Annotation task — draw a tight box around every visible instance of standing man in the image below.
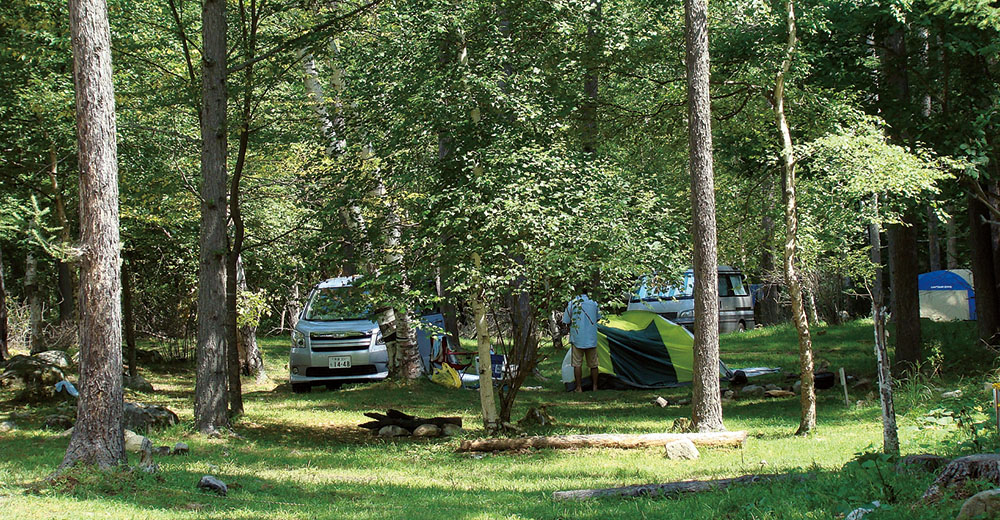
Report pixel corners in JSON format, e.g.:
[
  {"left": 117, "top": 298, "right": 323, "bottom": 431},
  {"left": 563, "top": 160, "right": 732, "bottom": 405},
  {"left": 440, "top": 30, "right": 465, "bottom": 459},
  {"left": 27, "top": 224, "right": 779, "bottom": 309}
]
[{"left": 563, "top": 290, "right": 601, "bottom": 392}]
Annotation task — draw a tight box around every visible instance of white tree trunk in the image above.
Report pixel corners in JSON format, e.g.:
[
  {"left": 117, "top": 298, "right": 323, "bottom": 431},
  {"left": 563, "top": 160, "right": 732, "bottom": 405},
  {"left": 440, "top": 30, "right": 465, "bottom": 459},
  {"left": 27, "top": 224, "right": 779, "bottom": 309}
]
[
  {"left": 25, "top": 252, "right": 43, "bottom": 354},
  {"left": 869, "top": 196, "right": 900, "bottom": 455},
  {"left": 472, "top": 253, "right": 499, "bottom": 433},
  {"left": 773, "top": 0, "right": 815, "bottom": 436}
]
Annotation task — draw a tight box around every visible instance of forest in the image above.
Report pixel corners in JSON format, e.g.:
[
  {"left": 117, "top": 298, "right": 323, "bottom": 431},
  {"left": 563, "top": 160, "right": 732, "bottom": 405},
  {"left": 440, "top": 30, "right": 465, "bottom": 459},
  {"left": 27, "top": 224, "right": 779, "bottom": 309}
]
[{"left": 1, "top": 0, "right": 1000, "bottom": 518}]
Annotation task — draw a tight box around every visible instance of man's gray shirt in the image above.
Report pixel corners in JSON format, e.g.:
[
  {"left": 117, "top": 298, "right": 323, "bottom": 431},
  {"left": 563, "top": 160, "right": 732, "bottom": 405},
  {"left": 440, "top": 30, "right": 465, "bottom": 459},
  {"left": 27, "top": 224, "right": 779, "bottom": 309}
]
[{"left": 562, "top": 295, "right": 601, "bottom": 349}]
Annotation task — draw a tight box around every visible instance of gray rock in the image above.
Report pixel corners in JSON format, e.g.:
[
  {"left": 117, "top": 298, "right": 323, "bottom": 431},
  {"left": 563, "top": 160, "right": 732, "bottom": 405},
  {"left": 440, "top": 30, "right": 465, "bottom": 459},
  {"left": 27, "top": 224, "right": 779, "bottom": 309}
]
[
  {"left": 45, "top": 414, "right": 74, "bottom": 430},
  {"left": 123, "top": 401, "right": 178, "bottom": 433},
  {"left": 741, "top": 385, "right": 765, "bottom": 398},
  {"left": 958, "top": 489, "right": 1000, "bottom": 520},
  {"left": 378, "top": 425, "right": 409, "bottom": 437},
  {"left": 172, "top": 442, "right": 190, "bottom": 455},
  {"left": 0, "top": 420, "right": 16, "bottom": 432},
  {"left": 844, "top": 501, "right": 880, "bottom": 520},
  {"left": 663, "top": 438, "right": 700, "bottom": 460},
  {"left": 0, "top": 355, "right": 66, "bottom": 401},
  {"left": 35, "top": 350, "right": 71, "bottom": 369},
  {"left": 123, "top": 374, "right": 154, "bottom": 393},
  {"left": 764, "top": 384, "right": 780, "bottom": 391},
  {"left": 413, "top": 424, "right": 441, "bottom": 437},
  {"left": 942, "top": 389, "right": 963, "bottom": 399},
  {"left": 793, "top": 380, "right": 802, "bottom": 393},
  {"left": 153, "top": 446, "right": 172, "bottom": 456},
  {"left": 722, "top": 390, "right": 735, "bottom": 399},
  {"left": 197, "top": 475, "right": 227, "bottom": 496},
  {"left": 442, "top": 423, "right": 463, "bottom": 437},
  {"left": 124, "top": 429, "right": 151, "bottom": 454},
  {"left": 675, "top": 398, "right": 691, "bottom": 406}
]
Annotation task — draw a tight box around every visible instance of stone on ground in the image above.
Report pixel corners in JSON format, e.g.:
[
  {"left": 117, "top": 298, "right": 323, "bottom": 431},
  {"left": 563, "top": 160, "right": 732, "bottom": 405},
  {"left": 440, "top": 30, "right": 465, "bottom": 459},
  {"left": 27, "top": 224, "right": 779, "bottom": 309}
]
[
  {"left": 741, "top": 385, "right": 765, "bottom": 398},
  {"left": 123, "top": 374, "right": 154, "bottom": 393},
  {"left": 765, "top": 389, "right": 796, "bottom": 398},
  {"left": 663, "top": 438, "right": 699, "bottom": 460},
  {"left": 123, "top": 401, "right": 179, "bottom": 432},
  {"left": 442, "top": 423, "right": 463, "bottom": 437},
  {"left": 197, "top": 475, "right": 228, "bottom": 496},
  {"left": 44, "top": 414, "right": 73, "bottom": 430},
  {"left": 957, "top": 489, "right": 1000, "bottom": 520},
  {"left": 413, "top": 424, "right": 441, "bottom": 437},
  {"left": 35, "top": 351, "right": 71, "bottom": 369},
  {"left": 172, "top": 442, "right": 190, "bottom": 455},
  {"left": 153, "top": 446, "right": 172, "bottom": 456},
  {"left": 378, "top": 425, "right": 409, "bottom": 437},
  {"left": 0, "top": 420, "right": 16, "bottom": 432},
  {"left": 1, "top": 355, "right": 66, "bottom": 401},
  {"left": 124, "top": 429, "right": 151, "bottom": 454}
]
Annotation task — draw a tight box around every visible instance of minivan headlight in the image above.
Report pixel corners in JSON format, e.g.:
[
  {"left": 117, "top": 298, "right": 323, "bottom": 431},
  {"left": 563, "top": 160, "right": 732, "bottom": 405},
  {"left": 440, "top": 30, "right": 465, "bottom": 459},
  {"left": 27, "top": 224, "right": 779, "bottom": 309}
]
[
  {"left": 678, "top": 309, "right": 694, "bottom": 318},
  {"left": 291, "top": 330, "right": 306, "bottom": 349},
  {"left": 371, "top": 330, "right": 386, "bottom": 352}
]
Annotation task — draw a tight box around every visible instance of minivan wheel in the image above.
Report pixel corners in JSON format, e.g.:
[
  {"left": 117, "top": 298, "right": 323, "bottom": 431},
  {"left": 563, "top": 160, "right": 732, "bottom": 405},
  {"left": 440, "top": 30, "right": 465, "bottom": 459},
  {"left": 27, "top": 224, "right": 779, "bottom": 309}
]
[
  {"left": 737, "top": 321, "right": 747, "bottom": 332},
  {"left": 292, "top": 383, "right": 311, "bottom": 394},
  {"left": 325, "top": 382, "right": 343, "bottom": 391}
]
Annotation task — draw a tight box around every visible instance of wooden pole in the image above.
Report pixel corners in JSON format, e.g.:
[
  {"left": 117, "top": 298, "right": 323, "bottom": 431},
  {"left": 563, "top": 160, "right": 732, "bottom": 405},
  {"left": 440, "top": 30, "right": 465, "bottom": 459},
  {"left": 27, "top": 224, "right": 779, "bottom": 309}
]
[{"left": 840, "top": 367, "right": 849, "bottom": 406}]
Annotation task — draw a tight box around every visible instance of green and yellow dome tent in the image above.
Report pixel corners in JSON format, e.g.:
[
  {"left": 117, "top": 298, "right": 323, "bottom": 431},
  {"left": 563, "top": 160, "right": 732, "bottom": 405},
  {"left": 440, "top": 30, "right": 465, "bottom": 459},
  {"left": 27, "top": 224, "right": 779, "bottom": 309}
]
[{"left": 560, "top": 310, "right": 733, "bottom": 390}]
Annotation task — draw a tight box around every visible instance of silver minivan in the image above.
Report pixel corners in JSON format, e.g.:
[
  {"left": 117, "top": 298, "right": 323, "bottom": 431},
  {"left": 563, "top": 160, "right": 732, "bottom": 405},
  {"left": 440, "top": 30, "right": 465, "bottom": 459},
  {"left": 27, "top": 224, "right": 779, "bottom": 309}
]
[
  {"left": 627, "top": 266, "right": 755, "bottom": 333},
  {"left": 289, "top": 276, "right": 388, "bottom": 393}
]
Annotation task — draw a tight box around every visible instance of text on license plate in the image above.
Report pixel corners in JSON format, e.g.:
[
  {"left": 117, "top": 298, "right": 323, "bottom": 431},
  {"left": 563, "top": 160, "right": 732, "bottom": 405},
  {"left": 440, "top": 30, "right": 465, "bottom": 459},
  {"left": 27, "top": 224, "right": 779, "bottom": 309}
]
[{"left": 328, "top": 356, "right": 352, "bottom": 369}]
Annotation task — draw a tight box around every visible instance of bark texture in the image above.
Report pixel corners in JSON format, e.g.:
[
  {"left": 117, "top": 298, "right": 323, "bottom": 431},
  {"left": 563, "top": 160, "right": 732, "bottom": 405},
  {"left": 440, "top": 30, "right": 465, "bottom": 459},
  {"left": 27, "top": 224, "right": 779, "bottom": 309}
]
[
  {"left": 194, "top": 0, "right": 229, "bottom": 433},
  {"left": 472, "top": 253, "right": 499, "bottom": 433},
  {"left": 458, "top": 431, "right": 747, "bottom": 453},
  {"left": 969, "top": 193, "right": 1000, "bottom": 343},
  {"left": 684, "top": 0, "right": 723, "bottom": 433},
  {"left": 25, "top": 252, "right": 43, "bottom": 354},
  {"left": 61, "top": 0, "right": 125, "bottom": 469},
  {"left": 122, "top": 258, "right": 137, "bottom": 379},
  {"left": 0, "top": 247, "right": 8, "bottom": 361},
  {"left": 888, "top": 214, "right": 922, "bottom": 373},
  {"left": 772, "top": 0, "right": 815, "bottom": 435},
  {"left": 869, "top": 196, "right": 899, "bottom": 455}
]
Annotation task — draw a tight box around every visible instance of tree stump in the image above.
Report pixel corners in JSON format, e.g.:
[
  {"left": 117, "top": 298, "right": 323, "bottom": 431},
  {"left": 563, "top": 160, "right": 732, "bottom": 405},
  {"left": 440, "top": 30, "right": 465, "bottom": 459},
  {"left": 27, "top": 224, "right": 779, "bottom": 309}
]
[{"left": 923, "top": 454, "right": 1000, "bottom": 501}]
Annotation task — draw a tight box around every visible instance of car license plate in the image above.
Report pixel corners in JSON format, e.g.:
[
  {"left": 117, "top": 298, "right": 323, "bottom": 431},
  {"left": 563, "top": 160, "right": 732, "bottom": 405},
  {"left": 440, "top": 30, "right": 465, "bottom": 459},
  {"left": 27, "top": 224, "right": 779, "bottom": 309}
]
[{"left": 328, "top": 356, "right": 351, "bottom": 369}]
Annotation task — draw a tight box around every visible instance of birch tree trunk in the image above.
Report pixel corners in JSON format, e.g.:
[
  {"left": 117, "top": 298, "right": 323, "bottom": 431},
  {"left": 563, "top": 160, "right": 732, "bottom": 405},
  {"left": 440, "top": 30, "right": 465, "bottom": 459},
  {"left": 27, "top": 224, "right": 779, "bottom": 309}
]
[
  {"left": 236, "top": 257, "right": 266, "bottom": 382},
  {"left": 772, "top": 0, "right": 815, "bottom": 435},
  {"left": 25, "top": 252, "right": 44, "bottom": 354},
  {"left": 472, "top": 253, "right": 499, "bottom": 434},
  {"left": 47, "top": 142, "right": 75, "bottom": 324},
  {"left": 61, "top": 0, "right": 124, "bottom": 468},
  {"left": 684, "top": 0, "right": 723, "bottom": 433},
  {"left": 194, "top": 0, "right": 229, "bottom": 434},
  {"left": 869, "top": 196, "right": 900, "bottom": 455}
]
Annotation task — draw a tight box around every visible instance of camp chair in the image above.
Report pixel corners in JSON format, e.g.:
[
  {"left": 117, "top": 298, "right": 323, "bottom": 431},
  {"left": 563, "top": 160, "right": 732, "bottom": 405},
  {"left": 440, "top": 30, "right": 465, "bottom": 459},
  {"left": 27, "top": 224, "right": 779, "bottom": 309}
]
[{"left": 432, "top": 339, "right": 478, "bottom": 377}]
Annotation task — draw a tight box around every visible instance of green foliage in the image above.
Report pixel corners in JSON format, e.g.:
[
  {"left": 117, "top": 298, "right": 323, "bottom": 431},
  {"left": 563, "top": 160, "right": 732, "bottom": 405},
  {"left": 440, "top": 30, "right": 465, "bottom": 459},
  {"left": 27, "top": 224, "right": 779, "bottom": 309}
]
[{"left": 237, "top": 289, "right": 271, "bottom": 329}]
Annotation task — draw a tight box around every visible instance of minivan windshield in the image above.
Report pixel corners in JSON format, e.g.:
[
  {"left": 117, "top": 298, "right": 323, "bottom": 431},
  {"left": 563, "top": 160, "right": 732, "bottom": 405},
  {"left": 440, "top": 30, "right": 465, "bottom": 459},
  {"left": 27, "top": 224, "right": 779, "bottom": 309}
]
[
  {"left": 303, "top": 287, "right": 370, "bottom": 321},
  {"left": 638, "top": 272, "right": 694, "bottom": 300}
]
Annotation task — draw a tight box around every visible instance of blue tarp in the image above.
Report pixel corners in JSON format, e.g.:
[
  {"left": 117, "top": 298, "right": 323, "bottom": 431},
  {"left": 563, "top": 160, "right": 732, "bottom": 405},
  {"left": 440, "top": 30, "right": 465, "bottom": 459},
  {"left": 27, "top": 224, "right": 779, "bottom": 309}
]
[{"left": 918, "top": 270, "right": 976, "bottom": 320}]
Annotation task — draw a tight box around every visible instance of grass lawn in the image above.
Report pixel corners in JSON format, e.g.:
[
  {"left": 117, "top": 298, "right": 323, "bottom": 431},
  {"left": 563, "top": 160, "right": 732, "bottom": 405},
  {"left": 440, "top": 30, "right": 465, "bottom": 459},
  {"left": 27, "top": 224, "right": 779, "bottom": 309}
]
[{"left": 1, "top": 318, "right": 997, "bottom": 519}]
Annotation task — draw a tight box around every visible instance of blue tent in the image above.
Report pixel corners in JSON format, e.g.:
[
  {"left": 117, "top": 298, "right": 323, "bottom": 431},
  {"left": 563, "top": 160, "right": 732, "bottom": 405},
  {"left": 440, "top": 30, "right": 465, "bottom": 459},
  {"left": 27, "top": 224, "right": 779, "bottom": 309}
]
[{"left": 917, "top": 270, "right": 976, "bottom": 321}]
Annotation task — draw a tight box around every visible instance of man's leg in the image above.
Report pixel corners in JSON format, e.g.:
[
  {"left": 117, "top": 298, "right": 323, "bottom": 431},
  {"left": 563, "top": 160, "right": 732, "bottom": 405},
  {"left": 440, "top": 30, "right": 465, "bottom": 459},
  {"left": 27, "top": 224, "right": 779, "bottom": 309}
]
[
  {"left": 586, "top": 348, "right": 599, "bottom": 391},
  {"left": 590, "top": 367, "right": 599, "bottom": 391},
  {"left": 571, "top": 345, "right": 583, "bottom": 392}
]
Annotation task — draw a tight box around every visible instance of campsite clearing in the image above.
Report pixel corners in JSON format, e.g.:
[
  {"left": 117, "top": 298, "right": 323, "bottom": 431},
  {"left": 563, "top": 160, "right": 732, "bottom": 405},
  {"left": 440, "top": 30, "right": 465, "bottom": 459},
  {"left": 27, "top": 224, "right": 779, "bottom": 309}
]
[{"left": 0, "top": 319, "right": 991, "bottom": 519}]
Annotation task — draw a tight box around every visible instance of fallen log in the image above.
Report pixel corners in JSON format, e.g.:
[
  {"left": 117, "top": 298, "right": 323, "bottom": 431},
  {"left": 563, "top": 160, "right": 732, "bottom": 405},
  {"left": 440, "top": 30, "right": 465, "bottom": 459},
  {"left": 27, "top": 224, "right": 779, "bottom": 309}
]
[
  {"left": 553, "top": 473, "right": 780, "bottom": 501},
  {"left": 457, "top": 430, "right": 747, "bottom": 452},
  {"left": 358, "top": 409, "right": 462, "bottom": 432}
]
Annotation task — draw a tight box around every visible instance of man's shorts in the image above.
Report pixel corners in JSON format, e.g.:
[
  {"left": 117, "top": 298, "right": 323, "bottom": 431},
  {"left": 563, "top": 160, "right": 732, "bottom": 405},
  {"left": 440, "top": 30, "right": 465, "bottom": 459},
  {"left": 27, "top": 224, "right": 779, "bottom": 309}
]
[{"left": 571, "top": 345, "right": 599, "bottom": 369}]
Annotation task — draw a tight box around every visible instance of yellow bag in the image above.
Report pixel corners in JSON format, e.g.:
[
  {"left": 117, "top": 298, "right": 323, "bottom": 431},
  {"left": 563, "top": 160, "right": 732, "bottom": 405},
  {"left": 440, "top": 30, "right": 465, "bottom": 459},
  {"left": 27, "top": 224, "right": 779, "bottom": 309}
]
[{"left": 431, "top": 363, "right": 462, "bottom": 389}]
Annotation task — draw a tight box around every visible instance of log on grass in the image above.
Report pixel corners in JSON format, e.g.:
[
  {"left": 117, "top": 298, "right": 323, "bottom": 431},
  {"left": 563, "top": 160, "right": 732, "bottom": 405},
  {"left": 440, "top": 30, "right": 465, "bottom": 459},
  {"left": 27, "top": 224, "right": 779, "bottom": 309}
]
[
  {"left": 553, "top": 473, "right": 780, "bottom": 501},
  {"left": 457, "top": 431, "right": 747, "bottom": 452},
  {"left": 359, "top": 409, "right": 462, "bottom": 432}
]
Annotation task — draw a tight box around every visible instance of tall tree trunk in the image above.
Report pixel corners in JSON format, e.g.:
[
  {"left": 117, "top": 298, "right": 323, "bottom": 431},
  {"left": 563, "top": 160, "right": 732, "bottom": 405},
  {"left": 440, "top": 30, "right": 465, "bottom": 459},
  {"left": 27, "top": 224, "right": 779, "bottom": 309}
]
[
  {"left": 472, "top": 253, "right": 499, "bottom": 433},
  {"left": 928, "top": 205, "right": 942, "bottom": 271},
  {"left": 122, "top": 257, "right": 137, "bottom": 379},
  {"left": 581, "top": 0, "right": 601, "bottom": 154},
  {"left": 195, "top": 0, "right": 229, "bottom": 434},
  {"left": 61, "top": 0, "right": 124, "bottom": 469},
  {"left": 758, "top": 178, "right": 783, "bottom": 326},
  {"left": 25, "top": 253, "right": 43, "bottom": 354},
  {"left": 48, "top": 143, "right": 75, "bottom": 324},
  {"left": 236, "top": 257, "right": 266, "bottom": 382},
  {"left": 684, "top": 0, "right": 723, "bottom": 433},
  {"left": 969, "top": 193, "right": 1000, "bottom": 343},
  {"left": 772, "top": 0, "right": 815, "bottom": 436},
  {"left": 889, "top": 213, "right": 922, "bottom": 373},
  {"left": 0, "top": 246, "right": 8, "bottom": 362},
  {"left": 869, "top": 196, "right": 900, "bottom": 455},
  {"left": 946, "top": 205, "right": 959, "bottom": 270}
]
